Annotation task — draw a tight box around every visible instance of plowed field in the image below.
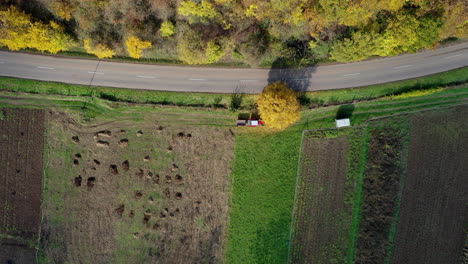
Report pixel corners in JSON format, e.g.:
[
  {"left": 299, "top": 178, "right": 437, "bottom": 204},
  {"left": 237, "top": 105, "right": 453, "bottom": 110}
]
[
  {"left": 0, "top": 108, "right": 46, "bottom": 264},
  {"left": 289, "top": 128, "right": 368, "bottom": 264},
  {"left": 391, "top": 105, "right": 468, "bottom": 264}
]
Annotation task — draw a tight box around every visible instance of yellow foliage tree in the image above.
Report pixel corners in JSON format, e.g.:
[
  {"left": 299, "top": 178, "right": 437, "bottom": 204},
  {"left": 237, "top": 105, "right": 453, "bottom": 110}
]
[
  {"left": 178, "top": 0, "right": 218, "bottom": 23},
  {"left": 0, "top": 6, "right": 73, "bottom": 53},
  {"left": 125, "top": 36, "right": 152, "bottom": 59},
  {"left": 160, "top": 21, "right": 175, "bottom": 38},
  {"left": 257, "top": 82, "right": 301, "bottom": 129},
  {"left": 84, "top": 38, "right": 115, "bottom": 59}
]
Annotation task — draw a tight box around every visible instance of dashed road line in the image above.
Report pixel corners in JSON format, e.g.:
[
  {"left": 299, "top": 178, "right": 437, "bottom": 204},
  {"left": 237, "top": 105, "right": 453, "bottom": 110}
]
[
  {"left": 37, "top": 66, "right": 54, "bottom": 70},
  {"left": 343, "top": 72, "right": 361, "bottom": 77},
  {"left": 393, "top": 65, "right": 413, "bottom": 69},
  {"left": 189, "top": 78, "right": 205, "bottom": 81},
  {"left": 137, "top": 75, "right": 156, "bottom": 79},
  {"left": 444, "top": 54, "right": 463, "bottom": 59},
  {"left": 88, "top": 71, "right": 104, "bottom": 75}
]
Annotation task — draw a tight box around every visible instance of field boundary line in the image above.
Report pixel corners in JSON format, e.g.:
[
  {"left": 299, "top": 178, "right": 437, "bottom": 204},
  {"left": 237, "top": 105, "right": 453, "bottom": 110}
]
[
  {"left": 36, "top": 111, "right": 49, "bottom": 263},
  {"left": 384, "top": 120, "right": 411, "bottom": 263},
  {"left": 286, "top": 130, "right": 306, "bottom": 263}
]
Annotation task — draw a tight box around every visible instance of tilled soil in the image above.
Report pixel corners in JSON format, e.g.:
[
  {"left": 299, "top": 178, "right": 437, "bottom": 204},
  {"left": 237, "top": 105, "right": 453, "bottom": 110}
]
[
  {"left": 290, "top": 134, "right": 350, "bottom": 264},
  {"left": 355, "top": 123, "right": 408, "bottom": 264},
  {"left": 0, "top": 108, "right": 46, "bottom": 264},
  {"left": 391, "top": 105, "right": 468, "bottom": 264}
]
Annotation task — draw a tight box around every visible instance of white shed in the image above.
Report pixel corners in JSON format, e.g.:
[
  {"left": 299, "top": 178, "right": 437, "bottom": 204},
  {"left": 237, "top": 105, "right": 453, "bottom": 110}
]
[{"left": 336, "top": 118, "right": 351, "bottom": 128}]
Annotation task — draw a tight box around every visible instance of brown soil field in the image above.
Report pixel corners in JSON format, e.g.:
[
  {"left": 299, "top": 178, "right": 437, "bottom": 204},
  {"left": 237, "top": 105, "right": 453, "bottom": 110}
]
[
  {"left": 391, "top": 105, "right": 468, "bottom": 264},
  {"left": 290, "top": 133, "right": 350, "bottom": 263},
  {"left": 0, "top": 108, "right": 46, "bottom": 264},
  {"left": 39, "top": 110, "right": 235, "bottom": 263},
  {"left": 355, "top": 122, "right": 408, "bottom": 263}
]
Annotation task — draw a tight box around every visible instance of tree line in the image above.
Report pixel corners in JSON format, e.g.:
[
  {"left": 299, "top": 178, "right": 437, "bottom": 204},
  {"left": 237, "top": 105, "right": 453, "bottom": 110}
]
[{"left": 0, "top": 0, "right": 466, "bottom": 66}]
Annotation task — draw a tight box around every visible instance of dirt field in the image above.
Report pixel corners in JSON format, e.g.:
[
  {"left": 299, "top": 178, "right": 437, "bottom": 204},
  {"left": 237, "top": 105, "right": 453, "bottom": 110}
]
[
  {"left": 289, "top": 133, "right": 351, "bottom": 263},
  {"left": 391, "top": 105, "right": 468, "bottom": 264},
  {"left": 39, "top": 110, "right": 235, "bottom": 263},
  {"left": 0, "top": 108, "right": 46, "bottom": 264},
  {"left": 355, "top": 121, "right": 409, "bottom": 263}
]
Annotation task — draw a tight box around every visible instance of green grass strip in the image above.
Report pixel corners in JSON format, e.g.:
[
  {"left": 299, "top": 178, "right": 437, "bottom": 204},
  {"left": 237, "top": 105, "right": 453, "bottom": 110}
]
[{"left": 0, "top": 67, "right": 466, "bottom": 110}]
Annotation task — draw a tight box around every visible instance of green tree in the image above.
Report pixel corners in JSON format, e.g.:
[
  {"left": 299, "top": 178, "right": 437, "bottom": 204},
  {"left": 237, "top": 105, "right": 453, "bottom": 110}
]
[
  {"left": 377, "top": 14, "right": 441, "bottom": 56},
  {"left": 330, "top": 31, "right": 378, "bottom": 62}
]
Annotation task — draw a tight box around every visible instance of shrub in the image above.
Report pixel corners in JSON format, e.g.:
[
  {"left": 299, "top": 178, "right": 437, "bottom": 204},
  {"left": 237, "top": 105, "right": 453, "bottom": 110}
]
[
  {"left": 84, "top": 39, "right": 115, "bottom": 59},
  {"left": 125, "top": 36, "right": 152, "bottom": 59},
  {"left": 160, "top": 21, "right": 175, "bottom": 38},
  {"left": 206, "top": 41, "right": 225, "bottom": 63}
]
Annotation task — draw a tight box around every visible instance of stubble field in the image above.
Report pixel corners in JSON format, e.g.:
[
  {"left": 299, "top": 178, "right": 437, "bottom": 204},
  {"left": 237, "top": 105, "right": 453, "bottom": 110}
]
[{"left": 39, "top": 109, "right": 235, "bottom": 263}]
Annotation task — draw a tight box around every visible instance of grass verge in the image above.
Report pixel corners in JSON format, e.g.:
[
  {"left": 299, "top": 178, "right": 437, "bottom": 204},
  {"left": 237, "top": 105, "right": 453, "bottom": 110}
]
[{"left": 0, "top": 67, "right": 466, "bottom": 110}]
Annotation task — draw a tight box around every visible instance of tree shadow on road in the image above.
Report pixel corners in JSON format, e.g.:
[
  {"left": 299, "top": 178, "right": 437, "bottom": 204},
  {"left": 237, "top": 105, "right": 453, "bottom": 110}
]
[{"left": 267, "top": 58, "right": 316, "bottom": 106}]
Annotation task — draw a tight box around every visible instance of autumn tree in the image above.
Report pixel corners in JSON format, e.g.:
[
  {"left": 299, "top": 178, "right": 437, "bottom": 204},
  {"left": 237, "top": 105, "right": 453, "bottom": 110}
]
[
  {"left": 50, "top": 0, "right": 76, "bottom": 21},
  {"left": 257, "top": 82, "right": 301, "bottom": 130},
  {"left": 0, "top": 6, "right": 73, "bottom": 53},
  {"left": 178, "top": 0, "right": 219, "bottom": 24},
  {"left": 125, "top": 36, "right": 152, "bottom": 59}
]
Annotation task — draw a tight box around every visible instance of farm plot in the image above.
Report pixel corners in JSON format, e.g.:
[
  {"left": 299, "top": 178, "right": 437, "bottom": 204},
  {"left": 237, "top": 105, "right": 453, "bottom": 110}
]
[
  {"left": 0, "top": 108, "right": 46, "bottom": 263},
  {"left": 289, "top": 128, "right": 368, "bottom": 264},
  {"left": 390, "top": 105, "right": 468, "bottom": 264},
  {"left": 39, "top": 110, "right": 235, "bottom": 263},
  {"left": 354, "top": 120, "right": 409, "bottom": 263}
]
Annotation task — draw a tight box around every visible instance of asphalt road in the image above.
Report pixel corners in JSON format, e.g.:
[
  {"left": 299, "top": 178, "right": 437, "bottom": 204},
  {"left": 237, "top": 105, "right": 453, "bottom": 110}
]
[{"left": 0, "top": 42, "right": 467, "bottom": 94}]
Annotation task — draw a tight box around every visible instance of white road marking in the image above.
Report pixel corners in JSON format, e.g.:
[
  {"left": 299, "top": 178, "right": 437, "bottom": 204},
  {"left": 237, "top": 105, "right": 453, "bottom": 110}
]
[
  {"left": 343, "top": 72, "right": 361, "bottom": 76},
  {"left": 189, "top": 78, "right": 205, "bottom": 81},
  {"left": 137, "top": 75, "right": 156, "bottom": 79},
  {"left": 444, "top": 54, "right": 463, "bottom": 59},
  {"left": 393, "top": 65, "right": 412, "bottom": 69},
  {"left": 37, "top": 66, "right": 54, "bottom": 70},
  {"left": 240, "top": 79, "right": 258, "bottom": 82},
  {"left": 88, "top": 71, "right": 104, "bottom": 75}
]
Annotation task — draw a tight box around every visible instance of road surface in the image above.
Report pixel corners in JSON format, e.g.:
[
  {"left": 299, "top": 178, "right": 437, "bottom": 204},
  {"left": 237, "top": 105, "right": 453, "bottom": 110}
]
[{"left": 0, "top": 42, "right": 466, "bottom": 94}]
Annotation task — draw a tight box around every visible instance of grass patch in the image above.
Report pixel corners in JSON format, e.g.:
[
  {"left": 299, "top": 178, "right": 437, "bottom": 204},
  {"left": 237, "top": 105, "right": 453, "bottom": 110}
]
[{"left": 227, "top": 128, "right": 302, "bottom": 264}]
